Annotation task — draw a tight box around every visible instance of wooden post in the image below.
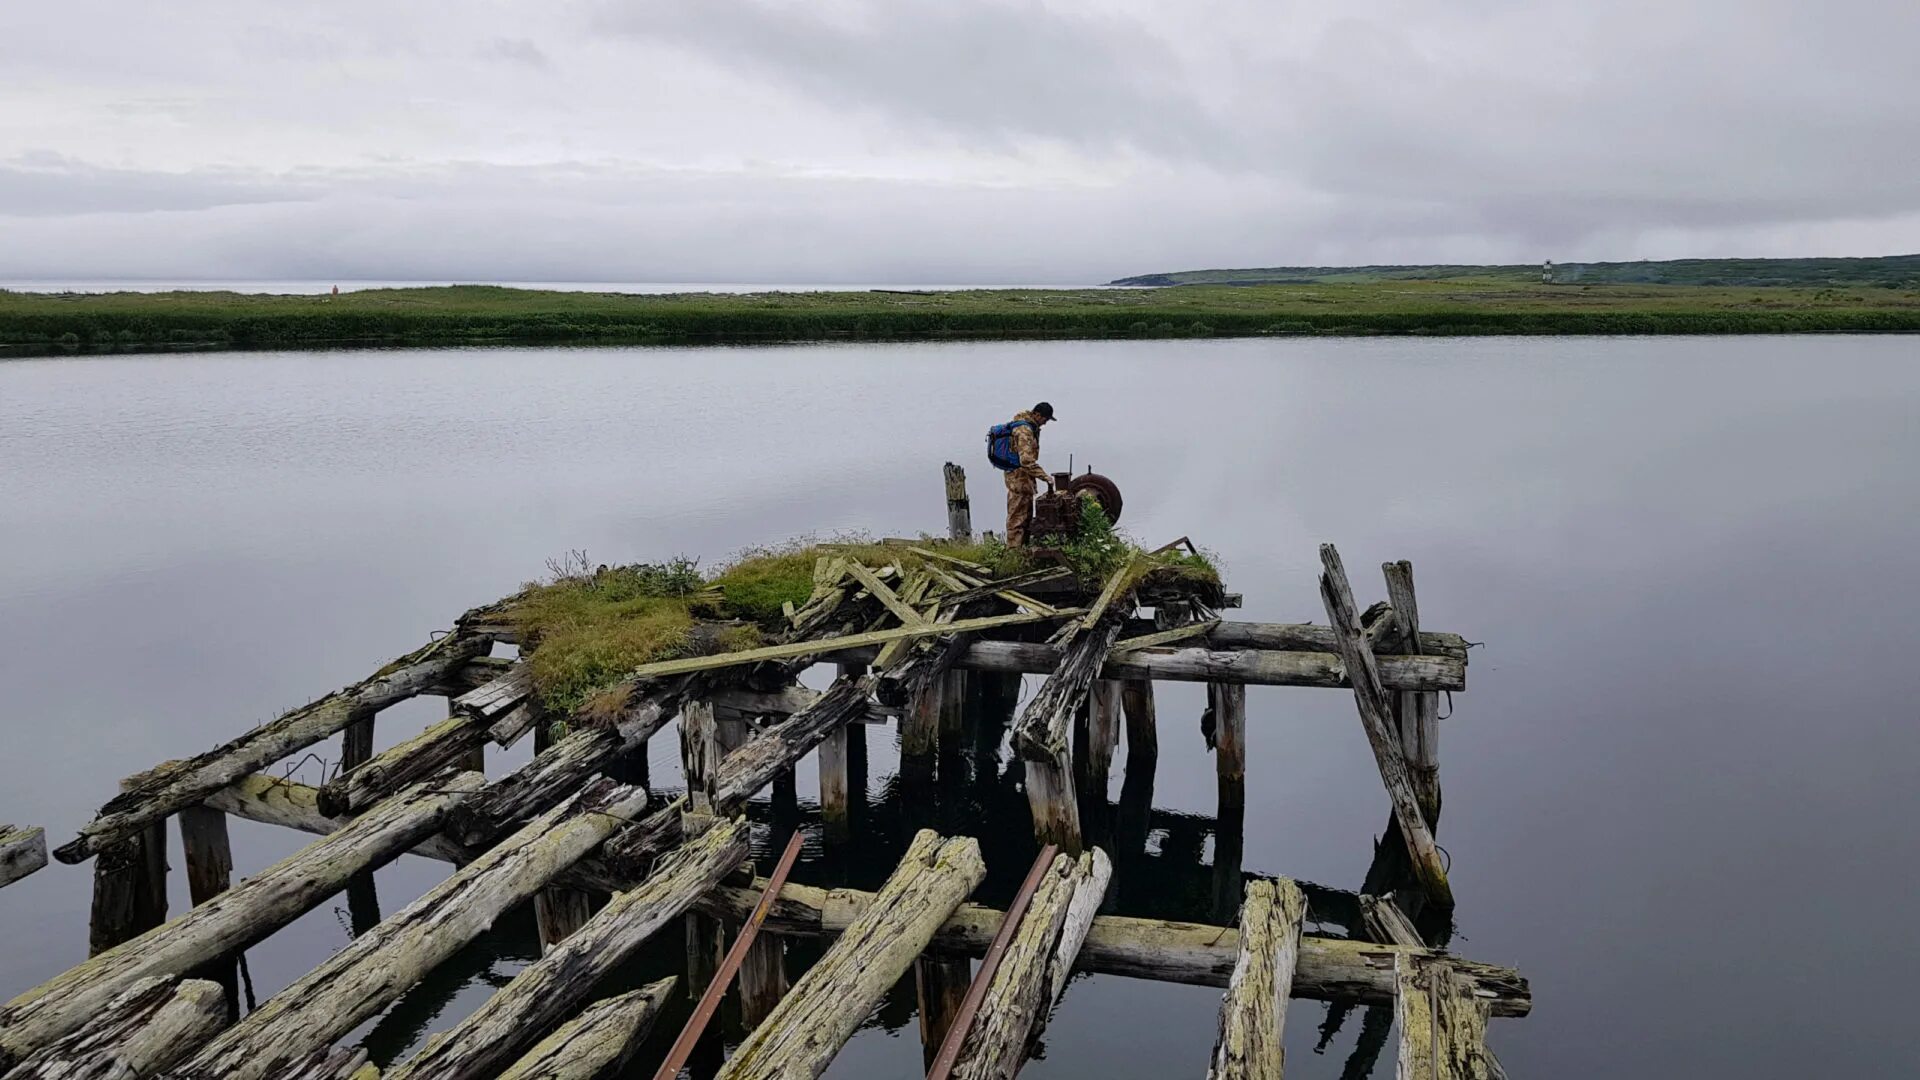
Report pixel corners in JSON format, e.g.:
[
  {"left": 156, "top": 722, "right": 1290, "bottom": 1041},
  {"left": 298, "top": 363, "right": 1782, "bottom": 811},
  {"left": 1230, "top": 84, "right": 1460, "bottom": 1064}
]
[
  {"left": 341, "top": 706, "right": 375, "bottom": 774},
  {"left": 716, "top": 832, "right": 986, "bottom": 1079},
  {"left": 1395, "top": 954, "right": 1494, "bottom": 1080},
  {"left": 339, "top": 703, "right": 378, "bottom": 933},
  {"left": 819, "top": 725, "right": 852, "bottom": 844},
  {"left": 1120, "top": 679, "right": 1158, "bottom": 763},
  {"left": 1206, "top": 877, "right": 1306, "bottom": 1080},
  {"left": 531, "top": 712, "right": 606, "bottom": 951},
  {"left": 915, "top": 955, "right": 971, "bottom": 1070},
  {"left": 1209, "top": 682, "right": 1247, "bottom": 920},
  {"left": 902, "top": 675, "right": 942, "bottom": 775},
  {"left": 1383, "top": 560, "right": 1442, "bottom": 824},
  {"left": 1319, "top": 544, "right": 1453, "bottom": 910},
  {"left": 681, "top": 701, "right": 746, "bottom": 1002},
  {"left": 1085, "top": 679, "right": 1122, "bottom": 801},
  {"left": 172, "top": 780, "right": 650, "bottom": 1080},
  {"left": 177, "top": 804, "right": 238, "bottom": 1011},
  {"left": 944, "top": 462, "right": 973, "bottom": 542},
  {"left": 0, "top": 825, "right": 48, "bottom": 889},
  {"left": 3, "top": 775, "right": 486, "bottom": 1065},
  {"left": 452, "top": 696, "right": 486, "bottom": 775},
  {"left": 1022, "top": 748, "right": 1083, "bottom": 855},
  {"left": 88, "top": 776, "right": 169, "bottom": 956}
]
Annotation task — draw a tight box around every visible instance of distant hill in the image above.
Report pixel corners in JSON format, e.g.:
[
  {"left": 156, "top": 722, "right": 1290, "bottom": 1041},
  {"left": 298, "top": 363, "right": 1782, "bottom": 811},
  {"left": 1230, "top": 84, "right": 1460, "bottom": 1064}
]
[{"left": 1111, "top": 254, "right": 1920, "bottom": 288}]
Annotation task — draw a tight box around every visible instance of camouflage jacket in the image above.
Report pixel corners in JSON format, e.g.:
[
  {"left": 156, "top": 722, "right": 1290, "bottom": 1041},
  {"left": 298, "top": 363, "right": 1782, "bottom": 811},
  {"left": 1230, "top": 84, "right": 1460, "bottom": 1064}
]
[{"left": 1008, "top": 411, "right": 1051, "bottom": 484}]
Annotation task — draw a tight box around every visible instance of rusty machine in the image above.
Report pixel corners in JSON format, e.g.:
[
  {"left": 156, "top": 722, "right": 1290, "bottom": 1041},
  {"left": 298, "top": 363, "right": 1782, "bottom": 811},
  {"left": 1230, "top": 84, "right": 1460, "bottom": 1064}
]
[{"left": 1030, "top": 469, "right": 1124, "bottom": 545}]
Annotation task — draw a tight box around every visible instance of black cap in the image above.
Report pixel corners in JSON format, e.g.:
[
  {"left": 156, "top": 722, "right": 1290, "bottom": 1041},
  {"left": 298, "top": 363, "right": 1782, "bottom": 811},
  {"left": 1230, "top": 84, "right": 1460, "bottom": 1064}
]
[{"left": 1033, "top": 401, "right": 1056, "bottom": 420}]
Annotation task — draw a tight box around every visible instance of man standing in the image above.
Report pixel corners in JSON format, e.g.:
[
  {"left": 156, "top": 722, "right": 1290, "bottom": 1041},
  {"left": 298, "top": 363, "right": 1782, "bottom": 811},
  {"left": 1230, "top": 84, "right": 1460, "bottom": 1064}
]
[{"left": 1002, "top": 401, "right": 1055, "bottom": 547}]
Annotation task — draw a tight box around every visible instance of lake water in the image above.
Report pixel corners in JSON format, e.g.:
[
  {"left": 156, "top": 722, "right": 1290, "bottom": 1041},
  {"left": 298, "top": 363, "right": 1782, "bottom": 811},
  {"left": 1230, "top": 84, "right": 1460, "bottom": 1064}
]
[{"left": 2, "top": 336, "right": 1917, "bottom": 1077}]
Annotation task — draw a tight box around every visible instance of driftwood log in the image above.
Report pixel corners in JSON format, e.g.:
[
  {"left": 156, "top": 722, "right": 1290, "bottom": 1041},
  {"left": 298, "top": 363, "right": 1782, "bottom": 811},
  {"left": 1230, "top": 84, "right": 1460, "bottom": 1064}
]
[
  {"left": 1207, "top": 877, "right": 1307, "bottom": 1080},
  {"left": 54, "top": 630, "right": 490, "bottom": 865},
  {"left": 494, "top": 980, "right": 676, "bottom": 1080},
  {"left": 0, "top": 976, "right": 225, "bottom": 1079},
  {"left": 699, "top": 878, "right": 1529, "bottom": 1016},
  {"left": 1319, "top": 545, "right": 1453, "bottom": 910},
  {"left": 0, "top": 825, "right": 47, "bottom": 889},
  {"left": 0, "top": 775, "right": 484, "bottom": 1064},
  {"left": 949, "top": 849, "right": 1112, "bottom": 1079},
  {"left": 384, "top": 819, "right": 748, "bottom": 1080},
  {"left": 173, "top": 779, "right": 650, "bottom": 1080},
  {"left": 718, "top": 831, "right": 987, "bottom": 1079},
  {"left": 828, "top": 640, "right": 1465, "bottom": 691}
]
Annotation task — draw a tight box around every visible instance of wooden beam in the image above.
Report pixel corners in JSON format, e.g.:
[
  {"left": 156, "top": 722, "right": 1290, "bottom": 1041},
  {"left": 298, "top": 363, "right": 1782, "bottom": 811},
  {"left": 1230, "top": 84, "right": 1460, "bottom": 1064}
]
[
  {"left": 1319, "top": 544, "right": 1453, "bottom": 910},
  {"left": 0, "top": 976, "right": 226, "bottom": 1079},
  {"left": 717, "top": 832, "right": 987, "bottom": 1079},
  {"left": 384, "top": 821, "right": 747, "bottom": 1080},
  {"left": 54, "top": 630, "right": 491, "bottom": 865},
  {"left": 494, "top": 980, "right": 676, "bottom": 1080},
  {"left": 173, "top": 779, "right": 651, "bottom": 1080},
  {"left": 0, "top": 824, "right": 48, "bottom": 889},
  {"left": 621, "top": 608, "right": 1078, "bottom": 682},
  {"left": 947, "top": 849, "right": 1111, "bottom": 1078},
  {"left": 699, "top": 878, "right": 1530, "bottom": 1017},
  {"left": 826, "top": 640, "right": 1466, "bottom": 691},
  {"left": 944, "top": 463, "right": 973, "bottom": 541},
  {"left": 1207, "top": 877, "right": 1306, "bottom": 1080},
  {"left": 0, "top": 775, "right": 485, "bottom": 1066},
  {"left": 1206, "top": 621, "right": 1470, "bottom": 661}
]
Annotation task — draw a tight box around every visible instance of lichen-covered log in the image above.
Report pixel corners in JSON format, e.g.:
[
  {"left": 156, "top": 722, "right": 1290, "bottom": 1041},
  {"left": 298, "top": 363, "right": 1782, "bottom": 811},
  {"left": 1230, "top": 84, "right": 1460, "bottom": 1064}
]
[
  {"left": 385, "top": 819, "right": 747, "bottom": 1080},
  {"left": 719, "top": 831, "right": 987, "bottom": 1079},
  {"left": 54, "top": 631, "right": 490, "bottom": 865},
  {"left": 493, "top": 980, "right": 675, "bottom": 1080},
  {"left": 1396, "top": 955, "right": 1493, "bottom": 1080},
  {"left": 1319, "top": 544, "right": 1452, "bottom": 910},
  {"left": 1205, "top": 621, "right": 1469, "bottom": 661},
  {"left": 1207, "top": 877, "right": 1307, "bottom": 1080},
  {"left": 0, "top": 976, "right": 224, "bottom": 1079},
  {"left": 0, "top": 824, "right": 47, "bottom": 888},
  {"left": 709, "top": 675, "right": 876, "bottom": 815},
  {"left": 829, "top": 640, "right": 1464, "bottom": 691},
  {"left": 173, "top": 779, "right": 650, "bottom": 1080},
  {"left": 0, "top": 775, "right": 484, "bottom": 1065},
  {"left": 277, "top": 1047, "right": 371, "bottom": 1080},
  {"left": 950, "top": 849, "right": 1112, "bottom": 1079},
  {"left": 316, "top": 713, "right": 490, "bottom": 817},
  {"left": 698, "top": 879, "right": 1529, "bottom": 1017}
]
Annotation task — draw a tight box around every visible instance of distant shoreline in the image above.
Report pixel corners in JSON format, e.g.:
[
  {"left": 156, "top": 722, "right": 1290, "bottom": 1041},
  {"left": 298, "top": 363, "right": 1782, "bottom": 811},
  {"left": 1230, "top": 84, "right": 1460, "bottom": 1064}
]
[{"left": 4, "top": 281, "right": 1917, "bottom": 355}]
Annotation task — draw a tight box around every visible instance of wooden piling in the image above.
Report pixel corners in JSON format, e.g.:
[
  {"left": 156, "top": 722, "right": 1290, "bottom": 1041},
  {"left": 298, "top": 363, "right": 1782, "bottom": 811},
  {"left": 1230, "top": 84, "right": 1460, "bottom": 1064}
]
[
  {"left": 384, "top": 820, "right": 746, "bottom": 1080},
  {"left": 1207, "top": 877, "right": 1306, "bottom": 1080},
  {"left": 917, "top": 956, "right": 972, "bottom": 1070},
  {"left": 0, "top": 824, "right": 48, "bottom": 889},
  {"left": 87, "top": 776, "right": 169, "bottom": 957},
  {"left": 0, "top": 976, "right": 227, "bottom": 1079},
  {"left": 1395, "top": 954, "right": 1494, "bottom": 1080},
  {"left": 172, "top": 779, "right": 650, "bottom": 1080},
  {"left": 1382, "top": 560, "right": 1442, "bottom": 823},
  {"left": 1120, "top": 679, "right": 1158, "bottom": 762},
  {"left": 177, "top": 803, "right": 238, "bottom": 1008},
  {"left": 717, "top": 831, "right": 987, "bottom": 1079},
  {"left": 1319, "top": 544, "right": 1453, "bottom": 910},
  {"left": 945, "top": 462, "right": 973, "bottom": 541},
  {"left": 1085, "top": 679, "right": 1122, "bottom": 800},
  {"left": 341, "top": 706, "right": 376, "bottom": 774},
  {"left": 1, "top": 774, "right": 485, "bottom": 1065}
]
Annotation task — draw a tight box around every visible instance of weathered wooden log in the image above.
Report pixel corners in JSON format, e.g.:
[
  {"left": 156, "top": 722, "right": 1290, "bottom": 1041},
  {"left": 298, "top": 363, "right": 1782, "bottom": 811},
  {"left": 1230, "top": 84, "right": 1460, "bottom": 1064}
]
[
  {"left": 719, "top": 832, "right": 987, "bottom": 1079},
  {"left": 698, "top": 879, "right": 1529, "bottom": 1017},
  {"left": 444, "top": 684, "right": 674, "bottom": 848},
  {"left": 173, "top": 779, "right": 650, "bottom": 1080},
  {"left": 385, "top": 821, "right": 746, "bottom": 1080},
  {"left": 945, "top": 462, "right": 973, "bottom": 541},
  {"left": 1382, "top": 561, "right": 1442, "bottom": 822},
  {"left": 1319, "top": 545, "right": 1452, "bottom": 910},
  {"left": 596, "top": 800, "right": 686, "bottom": 881},
  {"left": 1207, "top": 877, "right": 1306, "bottom": 1080},
  {"left": 317, "top": 714, "right": 490, "bottom": 818},
  {"left": 1360, "top": 894, "right": 1423, "bottom": 947},
  {"left": 453, "top": 662, "right": 532, "bottom": 724},
  {"left": 280, "top": 1047, "right": 372, "bottom": 1080},
  {"left": 1210, "top": 682, "right": 1246, "bottom": 805},
  {"left": 494, "top": 980, "right": 675, "bottom": 1080},
  {"left": 1011, "top": 603, "right": 1127, "bottom": 853},
  {"left": 55, "top": 631, "right": 490, "bottom": 865},
  {"left": 1, "top": 824, "right": 48, "bottom": 889},
  {"left": 0, "top": 976, "right": 226, "bottom": 1079},
  {"left": 950, "top": 849, "right": 1112, "bottom": 1079},
  {"left": 0, "top": 775, "right": 485, "bottom": 1065},
  {"left": 1084, "top": 680, "right": 1122, "bottom": 800},
  {"left": 828, "top": 640, "right": 1465, "bottom": 691},
  {"left": 1396, "top": 954, "right": 1493, "bottom": 1080},
  {"left": 1205, "top": 621, "right": 1469, "bottom": 661},
  {"left": 709, "top": 676, "right": 875, "bottom": 815}
]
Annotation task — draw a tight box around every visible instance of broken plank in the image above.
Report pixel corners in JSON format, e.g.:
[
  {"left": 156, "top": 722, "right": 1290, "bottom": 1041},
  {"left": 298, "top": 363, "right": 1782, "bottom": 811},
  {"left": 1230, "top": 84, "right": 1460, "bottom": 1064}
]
[
  {"left": 845, "top": 560, "right": 931, "bottom": 627},
  {"left": 452, "top": 662, "right": 533, "bottom": 720},
  {"left": 1111, "top": 619, "right": 1221, "bottom": 653}
]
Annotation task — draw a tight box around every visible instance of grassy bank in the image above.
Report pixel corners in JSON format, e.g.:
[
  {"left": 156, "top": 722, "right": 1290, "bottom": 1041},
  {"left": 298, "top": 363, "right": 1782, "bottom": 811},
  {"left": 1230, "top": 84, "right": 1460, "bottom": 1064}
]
[{"left": 4, "top": 279, "right": 1919, "bottom": 353}]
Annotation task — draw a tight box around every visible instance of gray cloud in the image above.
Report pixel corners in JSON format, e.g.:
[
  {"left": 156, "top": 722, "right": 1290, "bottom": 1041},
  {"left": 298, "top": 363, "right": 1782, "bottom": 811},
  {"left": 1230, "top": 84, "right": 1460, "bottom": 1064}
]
[{"left": 1, "top": 0, "right": 1917, "bottom": 281}]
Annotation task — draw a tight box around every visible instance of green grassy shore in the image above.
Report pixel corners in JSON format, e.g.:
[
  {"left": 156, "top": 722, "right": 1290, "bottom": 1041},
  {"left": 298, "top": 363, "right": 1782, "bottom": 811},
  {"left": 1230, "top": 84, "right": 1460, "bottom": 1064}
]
[{"left": 4, "top": 279, "right": 1919, "bottom": 353}]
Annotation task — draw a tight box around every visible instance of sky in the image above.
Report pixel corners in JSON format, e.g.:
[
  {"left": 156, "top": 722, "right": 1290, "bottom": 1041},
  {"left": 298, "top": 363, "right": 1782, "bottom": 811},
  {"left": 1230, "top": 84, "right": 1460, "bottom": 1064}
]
[{"left": 2, "top": 0, "right": 1917, "bottom": 284}]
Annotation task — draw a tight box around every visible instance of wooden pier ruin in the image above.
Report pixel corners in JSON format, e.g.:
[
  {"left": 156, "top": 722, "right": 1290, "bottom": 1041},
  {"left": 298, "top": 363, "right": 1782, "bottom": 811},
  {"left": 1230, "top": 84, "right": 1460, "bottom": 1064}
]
[{"left": 0, "top": 465, "right": 1525, "bottom": 1078}]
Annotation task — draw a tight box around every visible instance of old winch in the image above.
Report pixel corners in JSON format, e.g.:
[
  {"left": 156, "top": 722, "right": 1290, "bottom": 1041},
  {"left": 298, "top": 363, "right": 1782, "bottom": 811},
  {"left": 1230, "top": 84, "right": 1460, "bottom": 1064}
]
[{"left": 1031, "top": 469, "right": 1123, "bottom": 544}]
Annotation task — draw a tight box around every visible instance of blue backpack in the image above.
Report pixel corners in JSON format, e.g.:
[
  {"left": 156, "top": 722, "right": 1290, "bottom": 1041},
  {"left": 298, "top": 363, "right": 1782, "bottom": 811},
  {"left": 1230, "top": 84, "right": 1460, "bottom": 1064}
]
[{"left": 985, "top": 419, "right": 1035, "bottom": 471}]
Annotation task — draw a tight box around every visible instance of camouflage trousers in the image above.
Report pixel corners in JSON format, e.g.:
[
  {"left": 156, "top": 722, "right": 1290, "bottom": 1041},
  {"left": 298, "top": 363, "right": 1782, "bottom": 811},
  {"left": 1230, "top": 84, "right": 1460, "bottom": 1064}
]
[{"left": 1005, "top": 473, "right": 1037, "bottom": 547}]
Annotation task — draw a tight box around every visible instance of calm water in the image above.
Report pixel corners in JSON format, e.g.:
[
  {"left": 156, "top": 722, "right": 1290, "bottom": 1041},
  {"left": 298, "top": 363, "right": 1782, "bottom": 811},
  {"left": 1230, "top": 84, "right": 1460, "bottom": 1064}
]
[{"left": 2, "top": 337, "right": 1917, "bottom": 1077}]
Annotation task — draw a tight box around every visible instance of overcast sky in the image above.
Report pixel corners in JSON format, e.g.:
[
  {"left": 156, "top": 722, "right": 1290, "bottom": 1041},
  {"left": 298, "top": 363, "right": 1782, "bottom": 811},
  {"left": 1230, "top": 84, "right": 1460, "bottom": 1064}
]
[{"left": 3, "top": 0, "right": 1917, "bottom": 284}]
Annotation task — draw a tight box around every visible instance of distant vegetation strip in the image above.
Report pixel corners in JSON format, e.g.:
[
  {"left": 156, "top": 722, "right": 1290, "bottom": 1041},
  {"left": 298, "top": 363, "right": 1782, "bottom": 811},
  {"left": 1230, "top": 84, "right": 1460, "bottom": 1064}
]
[
  {"left": 1112, "top": 253, "right": 1920, "bottom": 288},
  {"left": 3, "top": 280, "right": 1918, "bottom": 354}
]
